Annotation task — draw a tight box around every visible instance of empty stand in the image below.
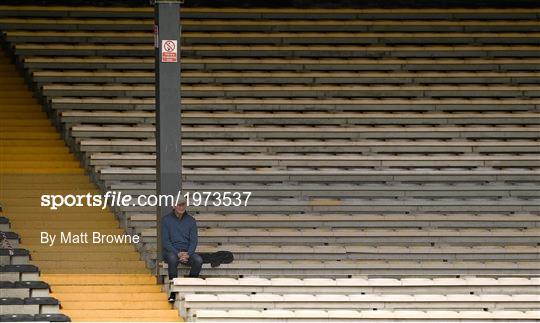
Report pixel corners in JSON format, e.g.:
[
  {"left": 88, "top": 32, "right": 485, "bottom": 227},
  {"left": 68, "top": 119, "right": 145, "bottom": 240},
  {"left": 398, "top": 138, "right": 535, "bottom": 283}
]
[
  {"left": 1, "top": 3, "right": 539, "bottom": 276},
  {"left": 0, "top": 5, "right": 539, "bottom": 322}
]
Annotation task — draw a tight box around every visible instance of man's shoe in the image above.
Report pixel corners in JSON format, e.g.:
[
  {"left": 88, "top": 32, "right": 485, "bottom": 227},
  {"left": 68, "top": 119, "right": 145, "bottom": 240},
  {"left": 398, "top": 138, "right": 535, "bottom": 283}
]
[{"left": 168, "top": 293, "right": 175, "bottom": 303}]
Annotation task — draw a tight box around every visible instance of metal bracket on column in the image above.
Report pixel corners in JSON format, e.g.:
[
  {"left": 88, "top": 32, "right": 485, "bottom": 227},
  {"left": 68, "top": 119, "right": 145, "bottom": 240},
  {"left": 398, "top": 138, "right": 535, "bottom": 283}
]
[{"left": 150, "top": 0, "right": 184, "bottom": 5}]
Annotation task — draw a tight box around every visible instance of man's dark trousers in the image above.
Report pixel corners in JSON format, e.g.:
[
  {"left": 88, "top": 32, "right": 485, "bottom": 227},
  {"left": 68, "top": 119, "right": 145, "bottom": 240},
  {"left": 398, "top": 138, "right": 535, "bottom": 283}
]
[{"left": 163, "top": 251, "right": 203, "bottom": 279}]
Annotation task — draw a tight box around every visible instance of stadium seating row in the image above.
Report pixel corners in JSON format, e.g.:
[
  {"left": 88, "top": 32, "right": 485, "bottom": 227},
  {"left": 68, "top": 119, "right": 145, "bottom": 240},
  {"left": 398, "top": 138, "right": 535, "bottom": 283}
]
[
  {"left": 171, "top": 277, "right": 540, "bottom": 321},
  {"left": 0, "top": 215, "right": 68, "bottom": 321}
]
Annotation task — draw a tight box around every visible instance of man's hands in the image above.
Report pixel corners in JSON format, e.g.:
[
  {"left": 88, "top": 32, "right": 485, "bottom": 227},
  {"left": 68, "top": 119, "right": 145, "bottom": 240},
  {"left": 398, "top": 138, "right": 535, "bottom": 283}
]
[{"left": 178, "top": 251, "right": 189, "bottom": 263}]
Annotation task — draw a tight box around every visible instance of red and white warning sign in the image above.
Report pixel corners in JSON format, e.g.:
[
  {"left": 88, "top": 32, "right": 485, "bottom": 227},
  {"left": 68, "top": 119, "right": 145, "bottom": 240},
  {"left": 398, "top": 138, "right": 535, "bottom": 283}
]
[{"left": 161, "top": 40, "right": 178, "bottom": 63}]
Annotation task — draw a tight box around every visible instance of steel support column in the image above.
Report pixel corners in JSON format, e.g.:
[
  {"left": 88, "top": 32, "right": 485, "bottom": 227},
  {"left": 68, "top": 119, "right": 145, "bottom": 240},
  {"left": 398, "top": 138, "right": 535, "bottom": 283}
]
[{"left": 155, "top": 0, "right": 182, "bottom": 280}]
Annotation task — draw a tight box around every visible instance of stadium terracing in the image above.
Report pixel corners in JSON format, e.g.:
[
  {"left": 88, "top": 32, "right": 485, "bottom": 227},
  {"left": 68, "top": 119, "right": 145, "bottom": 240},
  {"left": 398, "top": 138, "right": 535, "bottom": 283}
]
[{"left": 0, "top": 2, "right": 539, "bottom": 322}]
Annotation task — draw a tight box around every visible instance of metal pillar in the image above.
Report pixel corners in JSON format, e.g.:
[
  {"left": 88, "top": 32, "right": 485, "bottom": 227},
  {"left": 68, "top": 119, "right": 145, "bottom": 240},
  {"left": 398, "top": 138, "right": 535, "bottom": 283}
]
[{"left": 155, "top": 0, "right": 182, "bottom": 280}]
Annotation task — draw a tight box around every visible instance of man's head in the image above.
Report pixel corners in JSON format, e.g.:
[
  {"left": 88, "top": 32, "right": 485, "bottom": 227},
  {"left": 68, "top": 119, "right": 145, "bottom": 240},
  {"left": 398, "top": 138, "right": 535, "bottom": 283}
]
[{"left": 173, "top": 198, "right": 187, "bottom": 218}]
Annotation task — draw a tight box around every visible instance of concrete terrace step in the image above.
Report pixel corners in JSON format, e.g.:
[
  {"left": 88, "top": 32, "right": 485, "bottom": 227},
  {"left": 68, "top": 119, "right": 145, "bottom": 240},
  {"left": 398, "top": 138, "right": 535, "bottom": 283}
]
[
  {"left": 1, "top": 6, "right": 540, "bottom": 20},
  {"left": 48, "top": 97, "right": 540, "bottom": 112},
  {"left": 13, "top": 43, "right": 540, "bottom": 58},
  {"left": 2, "top": 16, "right": 540, "bottom": 32},
  {"left": 22, "top": 57, "right": 540, "bottom": 73},
  {"left": 40, "top": 83, "right": 540, "bottom": 99},
  {"left": 1, "top": 6, "right": 539, "bottom": 321}
]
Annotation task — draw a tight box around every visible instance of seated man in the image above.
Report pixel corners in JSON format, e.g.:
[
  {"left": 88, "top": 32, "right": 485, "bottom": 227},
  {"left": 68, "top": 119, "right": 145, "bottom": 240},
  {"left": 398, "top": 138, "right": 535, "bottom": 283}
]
[{"left": 161, "top": 200, "right": 202, "bottom": 302}]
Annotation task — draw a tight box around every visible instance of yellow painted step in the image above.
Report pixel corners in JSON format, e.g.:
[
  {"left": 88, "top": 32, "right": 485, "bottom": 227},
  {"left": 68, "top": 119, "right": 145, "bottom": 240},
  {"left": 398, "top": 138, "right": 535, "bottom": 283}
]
[
  {"left": 0, "top": 202, "right": 108, "bottom": 209},
  {"left": 0, "top": 168, "right": 84, "bottom": 175},
  {"left": 0, "top": 144, "right": 69, "bottom": 150},
  {"left": 2, "top": 208, "right": 107, "bottom": 215},
  {"left": 6, "top": 211, "right": 117, "bottom": 219},
  {"left": 0, "top": 85, "right": 31, "bottom": 91},
  {"left": 0, "top": 78, "right": 27, "bottom": 83},
  {"left": 9, "top": 216, "right": 116, "bottom": 222},
  {"left": 3, "top": 199, "right": 107, "bottom": 206},
  {"left": 0, "top": 122, "right": 52, "bottom": 128},
  {"left": 0, "top": 154, "right": 76, "bottom": 161},
  {"left": 61, "top": 301, "right": 171, "bottom": 310},
  {"left": 10, "top": 223, "right": 118, "bottom": 232},
  {"left": 0, "top": 111, "right": 49, "bottom": 117},
  {"left": 0, "top": 104, "right": 43, "bottom": 109},
  {"left": 42, "top": 274, "right": 158, "bottom": 285},
  {"left": 0, "top": 98, "right": 37, "bottom": 104},
  {"left": 15, "top": 228, "right": 128, "bottom": 236},
  {"left": 0, "top": 175, "right": 87, "bottom": 190},
  {"left": 0, "top": 104, "right": 42, "bottom": 109},
  {"left": 0, "top": 161, "right": 81, "bottom": 168},
  {"left": 0, "top": 109, "right": 43, "bottom": 115},
  {"left": 0, "top": 78, "right": 25, "bottom": 83},
  {"left": 33, "top": 260, "right": 148, "bottom": 269},
  {"left": 23, "top": 244, "right": 139, "bottom": 252},
  {"left": 25, "top": 245, "right": 138, "bottom": 253},
  {"left": 0, "top": 97, "right": 38, "bottom": 101},
  {"left": 0, "top": 188, "right": 101, "bottom": 196},
  {"left": 11, "top": 222, "right": 122, "bottom": 231},
  {"left": 0, "top": 119, "right": 51, "bottom": 125},
  {"left": 0, "top": 146, "right": 70, "bottom": 154},
  {"left": 17, "top": 225, "right": 124, "bottom": 230},
  {"left": 0, "top": 109, "right": 44, "bottom": 113},
  {"left": 0, "top": 77, "right": 26, "bottom": 82},
  {"left": 0, "top": 139, "right": 68, "bottom": 146},
  {"left": 36, "top": 267, "right": 150, "bottom": 274},
  {"left": 0, "top": 86, "right": 27, "bottom": 90},
  {"left": 3, "top": 210, "right": 108, "bottom": 217},
  {"left": 3, "top": 215, "right": 115, "bottom": 222},
  {"left": 0, "top": 169, "right": 84, "bottom": 174},
  {"left": 25, "top": 251, "right": 141, "bottom": 261},
  {"left": 0, "top": 132, "right": 60, "bottom": 139},
  {"left": 0, "top": 174, "right": 92, "bottom": 183},
  {"left": 0, "top": 179, "right": 90, "bottom": 185},
  {"left": 51, "top": 285, "right": 162, "bottom": 293},
  {"left": 51, "top": 292, "right": 166, "bottom": 301},
  {"left": 61, "top": 309, "right": 179, "bottom": 319},
  {"left": 0, "top": 164, "right": 83, "bottom": 170},
  {"left": 32, "top": 252, "right": 142, "bottom": 261},
  {"left": 64, "top": 316, "right": 179, "bottom": 322},
  {"left": 2, "top": 196, "right": 106, "bottom": 202},
  {"left": 0, "top": 74, "right": 24, "bottom": 78},
  {"left": 0, "top": 125, "right": 57, "bottom": 132},
  {"left": 7, "top": 207, "right": 105, "bottom": 214},
  {"left": 0, "top": 90, "right": 35, "bottom": 97},
  {"left": 66, "top": 318, "right": 178, "bottom": 322},
  {"left": 1, "top": 196, "right": 108, "bottom": 203},
  {"left": 0, "top": 184, "right": 94, "bottom": 191}
]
